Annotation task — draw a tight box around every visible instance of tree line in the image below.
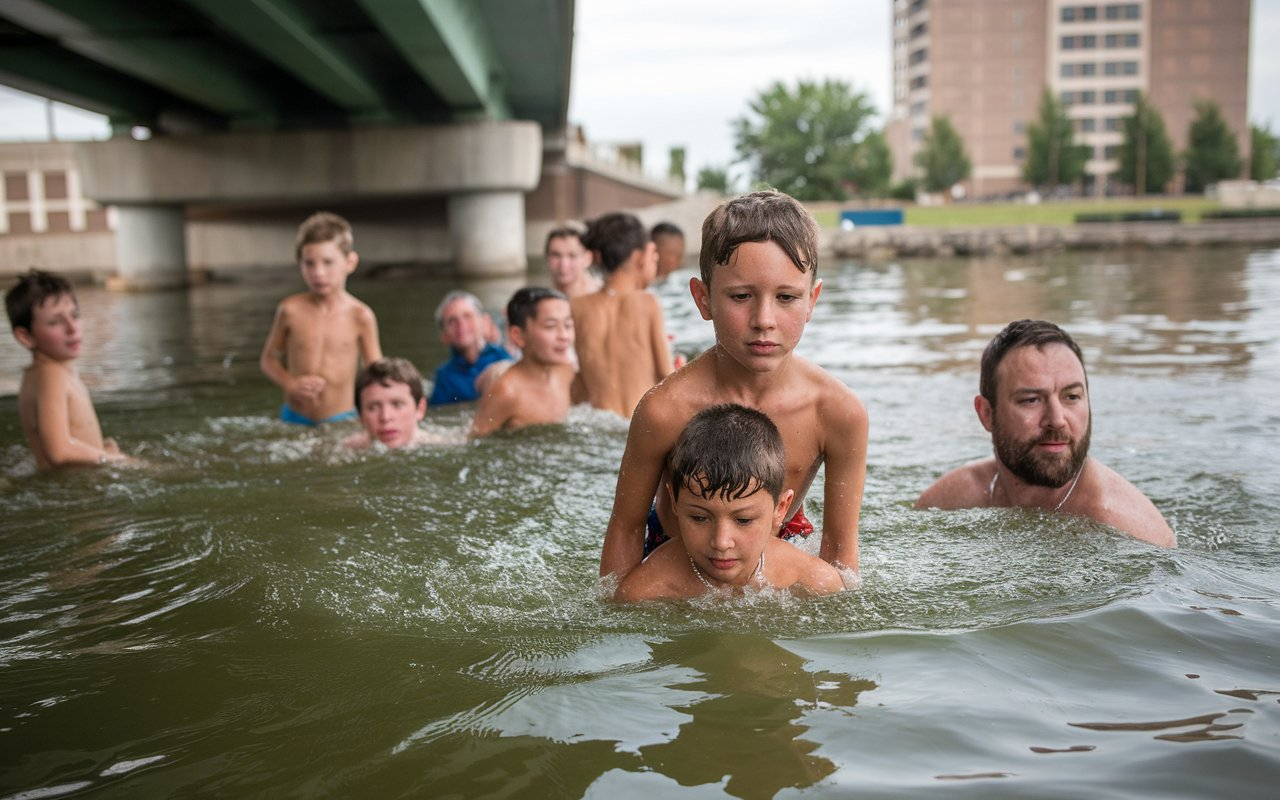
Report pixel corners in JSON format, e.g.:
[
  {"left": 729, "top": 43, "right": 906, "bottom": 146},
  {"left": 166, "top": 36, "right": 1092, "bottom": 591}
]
[{"left": 692, "top": 78, "right": 1279, "bottom": 199}]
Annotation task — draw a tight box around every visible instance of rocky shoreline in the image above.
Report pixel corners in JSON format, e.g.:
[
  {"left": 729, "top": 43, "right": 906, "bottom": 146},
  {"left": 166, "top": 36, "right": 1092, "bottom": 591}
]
[{"left": 823, "top": 218, "right": 1280, "bottom": 259}]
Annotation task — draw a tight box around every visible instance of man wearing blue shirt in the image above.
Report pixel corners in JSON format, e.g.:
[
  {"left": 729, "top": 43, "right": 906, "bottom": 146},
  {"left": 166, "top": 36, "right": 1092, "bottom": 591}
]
[{"left": 428, "top": 291, "right": 512, "bottom": 405}]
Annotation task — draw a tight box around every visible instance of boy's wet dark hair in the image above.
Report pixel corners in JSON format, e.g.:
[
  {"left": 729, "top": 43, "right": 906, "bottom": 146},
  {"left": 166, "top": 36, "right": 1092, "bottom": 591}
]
[
  {"left": 582, "top": 212, "right": 648, "bottom": 273},
  {"left": 295, "top": 211, "right": 354, "bottom": 261},
  {"left": 544, "top": 225, "right": 587, "bottom": 254},
  {"left": 355, "top": 357, "right": 425, "bottom": 411},
  {"left": 698, "top": 189, "right": 818, "bottom": 286},
  {"left": 506, "top": 286, "right": 568, "bottom": 330},
  {"left": 979, "top": 319, "right": 1088, "bottom": 406},
  {"left": 5, "top": 268, "right": 75, "bottom": 332},
  {"left": 650, "top": 221, "right": 683, "bottom": 240},
  {"left": 669, "top": 404, "right": 786, "bottom": 503}
]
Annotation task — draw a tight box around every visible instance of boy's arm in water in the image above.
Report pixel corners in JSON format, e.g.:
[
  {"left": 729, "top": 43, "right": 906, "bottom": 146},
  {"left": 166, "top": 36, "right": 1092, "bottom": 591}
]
[
  {"left": 816, "top": 382, "right": 869, "bottom": 571},
  {"left": 258, "top": 301, "right": 323, "bottom": 404},
  {"left": 470, "top": 371, "right": 518, "bottom": 438},
  {"left": 31, "top": 368, "right": 123, "bottom": 466},
  {"left": 600, "top": 390, "right": 678, "bottom": 577}
]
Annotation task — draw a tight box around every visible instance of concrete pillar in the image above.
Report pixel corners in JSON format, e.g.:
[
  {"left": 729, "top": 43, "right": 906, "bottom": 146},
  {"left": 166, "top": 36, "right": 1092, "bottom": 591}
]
[
  {"left": 447, "top": 191, "right": 526, "bottom": 278},
  {"left": 109, "top": 205, "right": 188, "bottom": 290}
]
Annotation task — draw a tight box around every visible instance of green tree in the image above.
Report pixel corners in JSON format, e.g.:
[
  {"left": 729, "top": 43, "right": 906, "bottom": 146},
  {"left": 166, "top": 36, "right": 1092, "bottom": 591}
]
[
  {"left": 914, "top": 116, "right": 972, "bottom": 194},
  {"left": 668, "top": 146, "right": 687, "bottom": 187},
  {"left": 1183, "top": 100, "right": 1242, "bottom": 192},
  {"left": 732, "top": 78, "right": 880, "bottom": 201},
  {"left": 696, "top": 165, "right": 731, "bottom": 194},
  {"left": 1250, "top": 123, "right": 1279, "bottom": 181},
  {"left": 1115, "top": 93, "right": 1175, "bottom": 194},
  {"left": 850, "top": 129, "right": 893, "bottom": 196},
  {"left": 1022, "top": 88, "right": 1089, "bottom": 189}
]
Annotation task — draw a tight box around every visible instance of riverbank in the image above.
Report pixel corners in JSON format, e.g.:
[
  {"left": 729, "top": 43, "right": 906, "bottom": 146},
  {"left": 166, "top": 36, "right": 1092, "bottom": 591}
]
[{"left": 822, "top": 217, "right": 1280, "bottom": 259}]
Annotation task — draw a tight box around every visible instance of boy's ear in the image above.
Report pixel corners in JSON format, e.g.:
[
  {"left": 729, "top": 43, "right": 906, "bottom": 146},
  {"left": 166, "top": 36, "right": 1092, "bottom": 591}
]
[
  {"left": 806, "top": 278, "right": 823, "bottom": 321},
  {"left": 689, "top": 277, "right": 712, "bottom": 321},
  {"left": 345, "top": 251, "right": 359, "bottom": 273},
  {"left": 12, "top": 326, "right": 35, "bottom": 351},
  {"left": 975, "top": 395, "right": 995, "bottom": 432},
  {"left": 414, "top": 396, "right": 427, "bottom": 422},
  {"left": 774, "top": 489, "right": 795, "bottom": 527},
  {"left": 508, "top": 324, "right": 527, "bottom": 350}
]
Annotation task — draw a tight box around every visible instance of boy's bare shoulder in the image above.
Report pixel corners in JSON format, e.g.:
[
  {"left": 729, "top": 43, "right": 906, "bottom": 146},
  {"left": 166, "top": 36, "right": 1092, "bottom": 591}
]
[
  {"left": 767, "top": 539, "right": 844, "bottom": 595},
  {"left": 635, "top": 355, "right": 716, "bottom": 424},
  {"left": 614, "top": 543, "right": 689, "bottom": 602}
]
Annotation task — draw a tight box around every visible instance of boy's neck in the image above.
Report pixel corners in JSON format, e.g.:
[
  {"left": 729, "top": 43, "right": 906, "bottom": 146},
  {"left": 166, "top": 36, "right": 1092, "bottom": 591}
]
[
  {"left": 306, "top": 288, "right": 349, "bottom": 308},
  {"left": 603, "top": 269, "right": 643, "bottom": 294},
  {"left": 30, "top": 349, "right": 77, "bottom": 371},
  {"left": 710, "top": 343, "right": 799, "bottom": 398},
  {"left": 514, "top": 356, "right": 562, "bottom": 382}
]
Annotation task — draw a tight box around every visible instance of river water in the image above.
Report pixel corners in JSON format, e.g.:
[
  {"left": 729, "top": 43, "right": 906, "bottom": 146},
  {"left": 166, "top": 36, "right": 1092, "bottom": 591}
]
[{"left": 1, "top": 245, "right": 1277, "bottom": 798}]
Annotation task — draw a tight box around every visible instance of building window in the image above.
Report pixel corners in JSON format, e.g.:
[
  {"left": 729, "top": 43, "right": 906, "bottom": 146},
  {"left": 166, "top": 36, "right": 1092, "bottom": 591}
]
[
  {"left": 1081, "top": 35, "right": 1097, "bottom": 49},
  {"left": 910, "top": 75, "right": 928, "bottom": 90},
  {"left": 1013, "top": 120, "right": 1025, "bottom": 134},
  {"left": 8, "top": 212, "right": 33, "bottom": 234},
  {"left": 1079, "top": 90, "right": 1096, "bottom": 104},
  {"left": 1104, "top": 88, "right": 1138, "bottom": 104},
  {"left": 1061, "top": 90, "right": 1074, "bottom": 104},
  {"left": 1105, "top": 117, "right": 1122, "bottom": 131},
  {"left": 1013, "top": 146, "right": 1026, "bottom": 160},
  {"left": 1105, "top": 33, "right": 1139, "bottom": 48},
  {"left": 1104, "top": 145, "right": 1120, "bottom": 159},
  {"left": 4, "top": 172, "right": 28, "bottom": 201},
  {"left": 912, "top": 127, "right": 926, "bottom": 142},
  {"left": 1082, "top": 5, "right": 1098, "bottom": 20},
  {"left": 1062, "top": 35, "right": 1075, "bottom": 50},
  {"left": 1105, "top": 3, "right": 1140, "bottom": 20},
  {"left": 910, "top": 22, "right": 927, "bottom": 38},
  {"left": 910, "top": 48, "right": 928, "bottom": 65},
  {"left": 1062, "top": 64, "right": 1076, "bottom": 77},
  {"left": 911, "top": 100, "right": 927, "bottom": 116},
  {"left": 1062, "top": 6, "right": 1076, "bottom": 22},
  {"left": 1078, "top": 118, "right": 1097, "bottom": 132},
  {"left": 909, "top": 0, "right": 926, "bottom": 13},
  {"left": 44, "top": 171, "right": 69, "bottom": 200}
]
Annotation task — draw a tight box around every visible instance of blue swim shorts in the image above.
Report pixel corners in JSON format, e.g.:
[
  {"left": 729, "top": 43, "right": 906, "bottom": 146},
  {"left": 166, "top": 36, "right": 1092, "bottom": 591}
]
[{"left": 280, "top": 404, "right": 359, "bottom": 426}]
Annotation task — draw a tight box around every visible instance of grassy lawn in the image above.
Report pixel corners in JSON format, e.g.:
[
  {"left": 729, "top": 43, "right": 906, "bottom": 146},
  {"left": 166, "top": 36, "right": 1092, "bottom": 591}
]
[{"left": 809, "top": 196, "right": 1223, "bottom": 228}]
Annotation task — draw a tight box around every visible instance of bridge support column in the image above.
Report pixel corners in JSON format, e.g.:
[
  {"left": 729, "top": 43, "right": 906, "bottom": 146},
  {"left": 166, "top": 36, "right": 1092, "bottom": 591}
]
[
  {"left": 447, "top": 191, "right": 527, "bottom": 278},
  {"left": 108, "top": 205, "right": 188, "bottom": 290}
]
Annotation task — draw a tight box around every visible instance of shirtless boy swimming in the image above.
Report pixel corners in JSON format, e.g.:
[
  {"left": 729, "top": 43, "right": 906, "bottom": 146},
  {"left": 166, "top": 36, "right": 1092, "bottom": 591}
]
[
  {"left": 599, "top": 190, "right": 869, "bottom": 578},
  {"left": 615, "top": 404, "right": 844, "bottom": 601},
  {"left": 6, "top": 269, "right": 129, "bottom": 469},
  {"left": 471, "top": 287, "right": 576, "bottom": 437},
  {"left": 260, "top": 212, "right": 382, "bottom": 425}
]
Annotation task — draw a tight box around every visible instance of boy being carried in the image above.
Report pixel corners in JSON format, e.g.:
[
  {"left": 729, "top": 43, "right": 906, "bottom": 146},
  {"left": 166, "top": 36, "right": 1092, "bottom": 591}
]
[
  {"left": 260, "top": 212, "right": 382, "bottom": 425},
  {"left": 6, "top": 269, "right": 129, "bottom": 469},
  {"left": 600, "top": 190, "right": 868, "bottom": 578},
  {"left": 471, "top": 287, "right": 576, "bottom": 437},
  {"left": 572, "top": 212, "right": 674, "bottom": 418},
  {"left": 615, "top": 404, "right": 844, "bottom": 601}
]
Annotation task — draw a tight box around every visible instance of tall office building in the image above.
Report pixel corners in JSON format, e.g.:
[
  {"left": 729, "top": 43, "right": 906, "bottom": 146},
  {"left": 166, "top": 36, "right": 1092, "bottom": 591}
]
[{"left": 887, "top": 0, "right": 1252, "bottom": 197}]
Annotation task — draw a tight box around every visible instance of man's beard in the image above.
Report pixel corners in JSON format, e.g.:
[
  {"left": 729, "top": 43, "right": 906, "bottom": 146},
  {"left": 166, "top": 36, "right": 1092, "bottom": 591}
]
[{"left": 993, "top": 416, "right": 1091, "bottom": 488}]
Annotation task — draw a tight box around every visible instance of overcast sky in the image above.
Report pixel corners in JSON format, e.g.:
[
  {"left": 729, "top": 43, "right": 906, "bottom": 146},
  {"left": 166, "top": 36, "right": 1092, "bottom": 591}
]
[{"left": 2, "top": 0, "right": 1276, "bottom": 184}]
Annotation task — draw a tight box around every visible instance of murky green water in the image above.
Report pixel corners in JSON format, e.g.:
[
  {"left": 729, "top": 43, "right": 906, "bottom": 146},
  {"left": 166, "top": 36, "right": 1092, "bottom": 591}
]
[{"left": 2, "top": 246, "right": 1278, "bottom": 798}]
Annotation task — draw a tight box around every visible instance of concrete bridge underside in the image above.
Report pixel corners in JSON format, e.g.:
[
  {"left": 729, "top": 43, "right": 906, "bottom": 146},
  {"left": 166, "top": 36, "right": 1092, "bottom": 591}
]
[{"left": 0, "top": 0, "right": 576, "bottom": 288}]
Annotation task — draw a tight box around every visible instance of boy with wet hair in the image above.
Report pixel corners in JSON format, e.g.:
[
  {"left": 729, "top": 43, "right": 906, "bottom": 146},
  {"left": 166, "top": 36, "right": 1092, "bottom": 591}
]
[
  {"left": 545, "top": 226, "right": 601, "bottom": 299},
  {"left": 5, "top": 269, "right": 129, "bottom": 469},
  {"left": 471, "top": 287, "right": 576, "bottom": 437},
  {"left": 346, "top": 357, "right": 436, "bottom": 449},
  {"left": 260, "top": 211, "right": 382, "bottom": 425},
  {"left": 571, "top": 211, "right": 674, "bottom": 418},
  {"left": 650, "top": 221, "right": 686, "bottom": 280},
  {"left": 600, "top": 189, "right": 868, "bottom": 578},
  {"left": 615, "top": 404, "right": 843, "bottom": 600}
]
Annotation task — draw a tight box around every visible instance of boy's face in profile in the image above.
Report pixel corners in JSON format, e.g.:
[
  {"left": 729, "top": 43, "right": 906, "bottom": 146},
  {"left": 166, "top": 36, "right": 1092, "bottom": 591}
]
[
  {"left": 15, "top": 292, "right": 82, "bottom": 362},
  {"left": 690, "top": 240, "right": 820, "bottom": 373},
  {"left": 654, "top": 234, "right": 685, "bottom": 278},
  {"left": 358, "top": 380, "right": 426, "bottom": 448},
  {"left": 513, "top": 298, "right": 574, "bottom": 365},
  {"left": 671, "top": 478, "right": 793, "bottom": 587},
  {"left": 299, "top": 239, "right": 357, "bottom": 298}
]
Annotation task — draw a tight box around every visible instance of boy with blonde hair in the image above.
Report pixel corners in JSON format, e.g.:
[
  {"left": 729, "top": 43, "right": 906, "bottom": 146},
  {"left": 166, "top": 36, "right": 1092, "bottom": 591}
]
[
  {"left": 260, "top": 211, "right": 382, "bottom": 425},
  {"left": 571, "top": 212, "right": 674, "bottom": 418},
  {"left": 6, "top": 269, "right": 129, "bottom": 469},
  {"left": 600, "top": 190, "right": 868, "bottom": 578},
  {"left": 615, "top": 404, "right": 844, "bottom": 601},
  {"left": 471, "top": 287, "right": 576, "bottom": 437}
]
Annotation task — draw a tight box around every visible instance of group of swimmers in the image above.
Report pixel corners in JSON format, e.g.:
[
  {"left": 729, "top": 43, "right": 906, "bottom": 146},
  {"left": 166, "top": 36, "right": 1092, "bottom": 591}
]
[{"left": 4, "top": 188, "right": 1176, "bottom": 606}]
